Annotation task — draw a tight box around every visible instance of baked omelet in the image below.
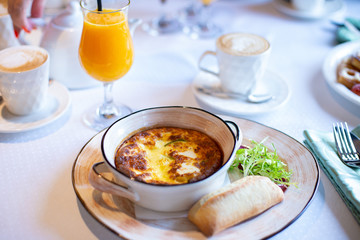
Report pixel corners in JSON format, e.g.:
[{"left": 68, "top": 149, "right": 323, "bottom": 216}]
[{"left": 115, "top": 127, "right": 223, "bottom": 185}]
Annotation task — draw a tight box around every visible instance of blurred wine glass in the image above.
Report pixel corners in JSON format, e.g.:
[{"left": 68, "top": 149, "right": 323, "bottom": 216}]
[
  {"left": 183, "top": 0, "right": 221, "bottom": 39},
  {"left": 179, "top": 0, "right": 201, "bottom": 27},
  {"left": 143, "top": 0, "right": 182, "bottom": 36}
]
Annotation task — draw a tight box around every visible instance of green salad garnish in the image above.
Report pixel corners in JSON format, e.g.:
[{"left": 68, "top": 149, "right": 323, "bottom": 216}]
[{"left": 229, "top": 138, "right": 297, "bottom": 188}]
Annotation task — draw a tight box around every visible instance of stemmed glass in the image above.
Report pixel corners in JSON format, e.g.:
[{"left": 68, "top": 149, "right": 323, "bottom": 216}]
[
  {"left": 183, "top": 0, "right": 221, "bottom": 39},
  {"left": 179, "top": 0, "right": 201, "bottom": 27},
  {"left": 142, "top": 0, "right": 181, "bottom": 35},
  {"left": 79, "top": 0, "right": 133, "bottom": 131}
]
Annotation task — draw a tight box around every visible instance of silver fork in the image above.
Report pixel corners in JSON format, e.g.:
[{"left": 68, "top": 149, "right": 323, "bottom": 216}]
[{"left": 333, "top": 122, "right": 360, "bottom": 168}]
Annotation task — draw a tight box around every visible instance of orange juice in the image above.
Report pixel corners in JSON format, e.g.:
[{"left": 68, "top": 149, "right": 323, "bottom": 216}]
[
  {"left": 201, "top": 0, "right": 214, "bottom": 6},
  {"left": 79, "top": 9, "right": 133, "bottom": 82}
]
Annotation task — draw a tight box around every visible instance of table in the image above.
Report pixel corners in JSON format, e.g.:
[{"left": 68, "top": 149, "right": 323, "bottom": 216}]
[{"left": 1, "top": 0, "right": 360, "bottom": 239}]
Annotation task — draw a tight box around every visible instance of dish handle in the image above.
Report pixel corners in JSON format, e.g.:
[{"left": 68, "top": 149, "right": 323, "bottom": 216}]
[
  {"left": 225, "top": 120, "right": 240, "bottom": 140},
  {"left": 225, "top": 120, "right": 242, "bottom": 148},
  {"left": 89, "top": 162, "right": 140, "bottom": 202}
]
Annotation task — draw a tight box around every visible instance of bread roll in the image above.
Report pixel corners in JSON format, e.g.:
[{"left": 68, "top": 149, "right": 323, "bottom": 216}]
[{"left": 188, "top": 175, "right": 284, "bottom": 236}]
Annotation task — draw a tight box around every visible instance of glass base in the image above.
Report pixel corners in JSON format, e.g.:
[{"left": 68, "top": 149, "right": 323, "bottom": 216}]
[
  {"left": 83, "top": 103, "right": 132, "bottom": 132},
  {"left": 183, "top": 22, "right": 222, "bottom": 39},
  {"left": 142, "top": 16, "right": 181, "bottom": 36}
]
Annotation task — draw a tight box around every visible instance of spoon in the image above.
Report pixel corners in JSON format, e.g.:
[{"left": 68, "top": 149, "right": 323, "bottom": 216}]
[{"left": 196, "top": 86, "right": 274, "bottom": 103}]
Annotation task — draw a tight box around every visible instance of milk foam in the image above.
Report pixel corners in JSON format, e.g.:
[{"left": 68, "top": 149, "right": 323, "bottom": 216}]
[
  {"left": 0, "top": 47, "right": 47, "bottom": 72},
  {"left": 217, "top": 33, "right": 270, "bottom": 56}
]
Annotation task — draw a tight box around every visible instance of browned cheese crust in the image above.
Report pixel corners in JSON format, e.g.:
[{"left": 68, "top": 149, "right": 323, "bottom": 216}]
[{"left": 115, "top": 127, "right": 223, "bottom": 185}]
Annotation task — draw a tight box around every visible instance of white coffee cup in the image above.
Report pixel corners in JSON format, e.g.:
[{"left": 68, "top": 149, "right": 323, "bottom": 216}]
[
  {"left": 0, "top": 45, "right": 49, "bottom": 115},
  {"left": 198, "top": 32, "right": 271, "bottom": 96},
  {"left": 291, "top": 0, "right": 325, "bottom": 13}
]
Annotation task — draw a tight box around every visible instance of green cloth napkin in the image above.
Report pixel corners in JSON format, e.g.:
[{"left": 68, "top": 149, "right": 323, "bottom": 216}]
[
  {"left": 336, "top": 17, "right": 360, "bottom": 43},
  {"left": 303, "top": 126, "right": 360, "bottom": 224}
]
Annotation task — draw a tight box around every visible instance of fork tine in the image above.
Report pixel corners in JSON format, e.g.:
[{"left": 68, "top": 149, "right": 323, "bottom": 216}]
[
  {"left": 339, "top": 122, "right": 352, "bottom": 155},
  {"left": 343, "top": 122, "right": 359, "bottom": 159},
  {"left": 333, "top": 122, "right": 360, "bottom": 167},
  {"left": 337, "top": 122, "right": 360, "bottom": 161},
  {"left": 333, "top": 124, "right": 344, "bottom": 157},
  {"left": 336, "top": 123, "right": 350, "bottom": 159},
  {"left": 342, "top": 122, "right": 360, "bottom": 161},
  {"left": 334, "top": 123, "right": 349, "bottom": 161}
]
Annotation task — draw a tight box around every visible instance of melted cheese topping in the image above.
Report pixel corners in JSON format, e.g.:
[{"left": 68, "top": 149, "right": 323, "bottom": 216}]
[{"left": 115, "top": 127, "right": 223, "bottom": 185}]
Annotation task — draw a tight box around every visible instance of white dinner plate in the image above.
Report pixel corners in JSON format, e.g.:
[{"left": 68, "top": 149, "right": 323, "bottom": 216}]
[
  {"left": 323, "top": 40, "right": 360, "bottom": 109},
  {"left": 273, "top": 0, "right": 346, "bottom": 20},
  {"left": 0, "top": 81, "right": 71, "bottom": 133},
  {"left": 72, "top": 117, "right": 319, "bottom": 239},
  {"left": 191, "top": 70, "right": 290, "bottom": 116}
]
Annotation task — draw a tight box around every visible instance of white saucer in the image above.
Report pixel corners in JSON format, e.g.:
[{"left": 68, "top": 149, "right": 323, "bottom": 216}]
[
  {"left": 0, "top": 81, "right": 71, "bottom": 133},
  {"left": 273, "top": 0, "right": 346, "bottom": 20},
  {"left": 192, "top": 70, "right": 290, "bottom": 116}
]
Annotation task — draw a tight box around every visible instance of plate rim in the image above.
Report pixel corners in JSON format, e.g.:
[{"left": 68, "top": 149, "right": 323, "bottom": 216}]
[
  {"left": 71, "top": 117, "right": 320, "bottom": 239},
  {"left": 273, "top": 0, "right": 346, "bottom": 20}
]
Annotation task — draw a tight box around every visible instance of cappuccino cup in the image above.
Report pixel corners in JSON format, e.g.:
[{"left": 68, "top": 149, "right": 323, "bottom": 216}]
[
  {"left": 198, "top": 33, "right": 270, "bottom": 96},
  {"left": 0, "top": 45, "right": 49, "bottom": 115}
]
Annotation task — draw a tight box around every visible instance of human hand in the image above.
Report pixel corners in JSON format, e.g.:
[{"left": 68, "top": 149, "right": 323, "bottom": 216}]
[{"left": 8, "top": 0, "right": 46, "bottom": 37}]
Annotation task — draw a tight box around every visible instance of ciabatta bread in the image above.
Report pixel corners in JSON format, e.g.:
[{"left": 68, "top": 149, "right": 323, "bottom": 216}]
[{"left": 188, "top": 175, "right": 284, "bottom": 236}]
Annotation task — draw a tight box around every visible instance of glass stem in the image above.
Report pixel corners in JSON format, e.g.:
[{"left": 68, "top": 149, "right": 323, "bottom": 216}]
[
  {"left": 199, "top": 5, "right": 210, "bottom": 28},
  {"left": 99, "top": 82, "right": 118, "bottom": 119},
  {"left": 186, "top": 2, "right": 198, "bottom": 17},
  {"left": 159, "top": 0, "right": 168, "bottom": 23}
]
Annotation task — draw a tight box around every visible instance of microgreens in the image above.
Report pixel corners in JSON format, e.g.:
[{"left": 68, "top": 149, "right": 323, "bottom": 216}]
[{"left": 229, "top": 138, "right": 297, "bottom": 188}]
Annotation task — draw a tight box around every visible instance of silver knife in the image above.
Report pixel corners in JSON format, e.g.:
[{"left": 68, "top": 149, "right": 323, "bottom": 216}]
[{"left": 350, "top": 132, "right": 360, "bottom": 154}]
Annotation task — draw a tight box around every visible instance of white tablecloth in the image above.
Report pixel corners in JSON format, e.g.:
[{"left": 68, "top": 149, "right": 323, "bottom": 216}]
[{"left": 1, "top": 0, "right": 360, "bottom": 239}]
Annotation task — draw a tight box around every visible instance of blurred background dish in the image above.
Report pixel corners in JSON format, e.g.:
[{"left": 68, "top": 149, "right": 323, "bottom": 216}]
[
  {"left": 273, "top": 0, "right": 346, "bottom": 20},
  {"left": 323, "top": 40, "right": 360, "bottom": 116}
]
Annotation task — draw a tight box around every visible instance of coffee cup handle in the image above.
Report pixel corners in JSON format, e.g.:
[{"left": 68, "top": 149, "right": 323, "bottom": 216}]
[
  {"left": 89, "top": 162, "right": 140, "bottom": 202},
  {"left": 198, "top": 51, "right": 219, "bottom": 76}
]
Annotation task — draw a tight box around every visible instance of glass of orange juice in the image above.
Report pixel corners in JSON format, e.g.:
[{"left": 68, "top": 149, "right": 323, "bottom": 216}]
[
  {"left": 183, "top": 0, "right": 221, "bottom": 39},
  {"left": 79, "top": 0, "right": 133, "bottom": 131}
]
